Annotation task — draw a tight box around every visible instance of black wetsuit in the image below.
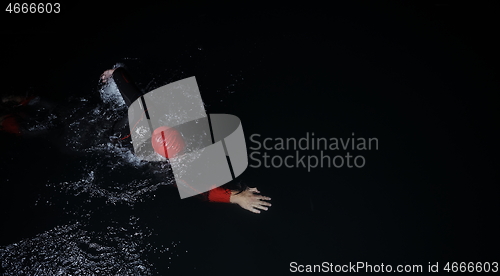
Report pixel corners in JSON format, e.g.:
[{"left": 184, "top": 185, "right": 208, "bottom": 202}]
[
  {"left": 112, "top": 67, "right": 143, "bottom": 107},
  {"left": 108, "top": 67, "right": 241, "bottom": 201},
  {"left": 109, "top": 67, "right": 145, "bottom": 143}
]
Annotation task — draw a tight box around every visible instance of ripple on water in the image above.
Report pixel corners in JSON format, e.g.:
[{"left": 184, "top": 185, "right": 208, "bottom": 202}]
[{"left": 1, "top": 65, "right": 203, "bottom": 275}]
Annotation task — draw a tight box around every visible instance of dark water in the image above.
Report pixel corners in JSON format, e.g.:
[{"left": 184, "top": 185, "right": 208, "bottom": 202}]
[{"left": 0, "top": 78, "right": 184, "bottom": 275}]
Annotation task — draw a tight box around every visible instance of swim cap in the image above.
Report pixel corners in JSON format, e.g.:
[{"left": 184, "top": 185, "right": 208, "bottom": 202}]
[{"left": 151, "top": 126, "right": 185, "bottom": 158}]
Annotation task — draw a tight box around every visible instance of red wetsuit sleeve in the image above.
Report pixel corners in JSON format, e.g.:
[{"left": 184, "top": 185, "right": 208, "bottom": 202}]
[
  {"left": 208, "top": 186, "right": 232, "bottom": 203},
  {"left": 1, "top": 115, "right": 21, "bottom": 135}
]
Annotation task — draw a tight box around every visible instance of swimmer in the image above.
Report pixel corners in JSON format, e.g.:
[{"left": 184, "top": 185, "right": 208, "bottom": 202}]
[
  {"left": 101, "top": 67, "right": 272, "bottom": 214},
  {"left": 0, "top": 94, "right": 57, "bottom": 136}
]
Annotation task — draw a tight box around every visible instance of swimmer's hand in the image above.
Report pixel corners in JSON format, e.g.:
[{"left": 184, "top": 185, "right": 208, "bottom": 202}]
[
  {"left": 230, "top": 187, "right": 271, "bottom": 214},
  {"left": 100, "top": 69, "right": 116, "bottom": 83}
]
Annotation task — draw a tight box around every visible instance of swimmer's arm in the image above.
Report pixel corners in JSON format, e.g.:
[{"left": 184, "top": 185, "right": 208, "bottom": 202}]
[
  {"left": 100, "top": 69, "right": 116, "bottom": 83},
  {"left": 208, "top": 186, "right": 271, "bottom": 213}
]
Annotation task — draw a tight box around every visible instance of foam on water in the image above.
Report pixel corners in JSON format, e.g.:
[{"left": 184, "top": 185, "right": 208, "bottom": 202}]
[
  {"left": 51, "top": 78, "right": 178, "bottom": 205},
  {"left": 0, "top": 221, "right": 154, "bottom": 276},
  {"left": 1, "top": 68, "right": 191, "bottom": 275},
  {"left": 99, "top": 78, "right": 126, "bottom": 109}
]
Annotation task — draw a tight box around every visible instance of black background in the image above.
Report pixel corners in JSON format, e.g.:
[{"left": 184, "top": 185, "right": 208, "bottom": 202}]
[{"left": 1, "top": 1, "right": 499, "bottom": 275}]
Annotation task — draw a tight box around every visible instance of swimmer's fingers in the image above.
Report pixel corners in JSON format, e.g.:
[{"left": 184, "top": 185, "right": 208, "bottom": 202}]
[
  {"left": 257, "top": 195, "right": 271, "bottom": 201},
  {"left": 257, "top": 200, "right": 272, "bottom": 207},
  {"left": 251, "top": 195, "right": 271, "bottom": 212},
  {"left": 248, "top": 187, "right": 260, "bottom": 193},
  {"left": 254, "top": 203, "right": 269, "bottom": 211},
  {"left": 249, "top": 206, "right": 262, "bottom": 214},
  {"left": 100, "top": 69, "right": 115, "bottom": 83},
  {"left": 99, "top": 73, "right": 108, "bottom": 83}
]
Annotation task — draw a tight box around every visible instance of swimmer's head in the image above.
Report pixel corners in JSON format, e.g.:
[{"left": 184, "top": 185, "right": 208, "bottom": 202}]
[{"left": 151, "top": 126, "right": 185, "bottom": 159}]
